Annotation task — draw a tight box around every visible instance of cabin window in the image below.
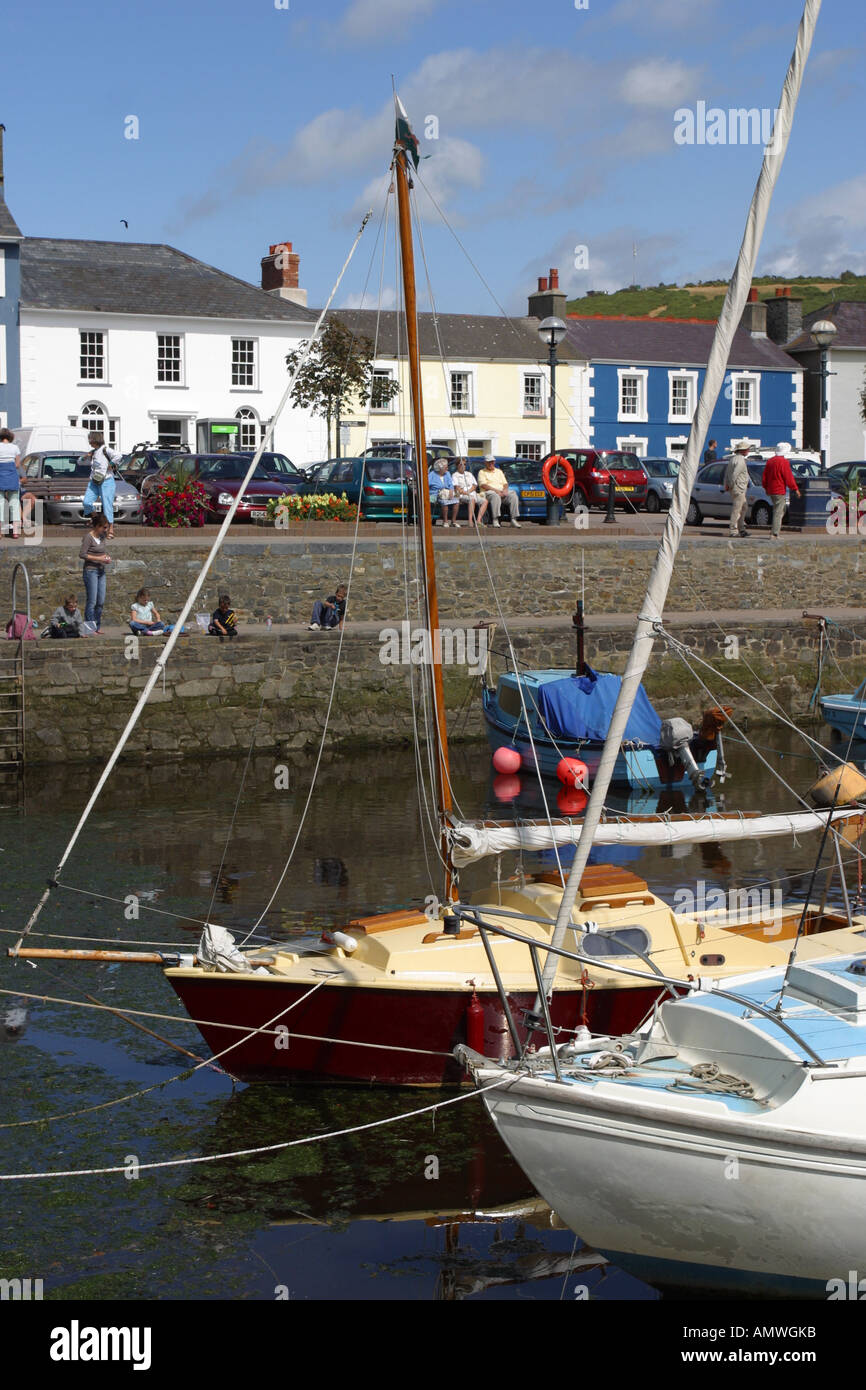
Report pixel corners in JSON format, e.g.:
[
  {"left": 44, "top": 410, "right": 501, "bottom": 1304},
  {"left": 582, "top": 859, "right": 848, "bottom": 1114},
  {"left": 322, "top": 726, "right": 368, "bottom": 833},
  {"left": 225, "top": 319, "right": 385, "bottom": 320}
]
[
  {"left": 580, "top": 926, "right": 652, "bottom": 958},
  {"left": 496, "top": 681, "right": 529, "bottom": 719}
]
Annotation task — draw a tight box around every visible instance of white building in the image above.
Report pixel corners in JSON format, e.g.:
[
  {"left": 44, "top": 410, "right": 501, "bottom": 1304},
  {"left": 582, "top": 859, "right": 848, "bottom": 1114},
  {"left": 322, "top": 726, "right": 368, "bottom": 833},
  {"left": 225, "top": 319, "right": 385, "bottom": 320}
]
[
  {"left": 785, "top": 302, "right": 866, "bottom": 465},
  {"left": 18, "top": 237, "right": 328, "bottom": 463}
]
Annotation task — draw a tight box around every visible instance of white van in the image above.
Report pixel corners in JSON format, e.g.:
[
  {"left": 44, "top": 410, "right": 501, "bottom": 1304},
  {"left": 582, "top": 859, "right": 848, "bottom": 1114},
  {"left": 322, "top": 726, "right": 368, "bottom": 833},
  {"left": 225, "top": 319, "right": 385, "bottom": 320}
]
[{"left": 13, "top": 424, "right": 92, "bottom": 455}]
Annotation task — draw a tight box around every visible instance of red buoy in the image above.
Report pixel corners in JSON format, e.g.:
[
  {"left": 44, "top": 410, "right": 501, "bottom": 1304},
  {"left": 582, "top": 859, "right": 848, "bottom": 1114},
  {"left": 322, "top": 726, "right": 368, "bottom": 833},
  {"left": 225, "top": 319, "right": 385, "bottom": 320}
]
[
  {"left": 557, "top": 787, "right": 588, "bottom": 817},
  {"left": 493, "top": 746, "right": 522, "bottom": 775},
  {"left": 465, "top": 990, "right": 485, "bottom": 1053},
  {"left": 557, "top": 757, "right": 589, "bottom": 789},
  {"left": 493, "top": 773, "right": 522, "bottom": 802}
]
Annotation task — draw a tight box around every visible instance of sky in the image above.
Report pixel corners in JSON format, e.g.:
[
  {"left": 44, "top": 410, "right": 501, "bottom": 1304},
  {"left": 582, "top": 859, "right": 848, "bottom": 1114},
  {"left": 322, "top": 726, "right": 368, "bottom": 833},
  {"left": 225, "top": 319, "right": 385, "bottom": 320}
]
[{"left": 2, "top": 0, "right": 863, "bottom": 317}]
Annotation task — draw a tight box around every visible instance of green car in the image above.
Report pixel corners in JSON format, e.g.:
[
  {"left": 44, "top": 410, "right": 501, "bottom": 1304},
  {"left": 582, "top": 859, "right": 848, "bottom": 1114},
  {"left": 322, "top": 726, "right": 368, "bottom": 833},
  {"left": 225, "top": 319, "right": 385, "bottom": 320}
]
[{"left": 301, "top": 456, "right": 415, "bottom": 521}]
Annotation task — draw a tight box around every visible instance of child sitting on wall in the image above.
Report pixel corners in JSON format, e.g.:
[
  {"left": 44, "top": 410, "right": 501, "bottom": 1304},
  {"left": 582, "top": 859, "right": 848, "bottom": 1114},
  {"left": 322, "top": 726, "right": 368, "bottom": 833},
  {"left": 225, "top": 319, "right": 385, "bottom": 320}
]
[
  {"left": 129, "top": 588, "right": 168, "bottom": 635},
  {"left": 209, "top": 594, "right": 238, "bottom": 641},
  {"left": 49, "top": 594, "right": 88, "bottom": 638}
]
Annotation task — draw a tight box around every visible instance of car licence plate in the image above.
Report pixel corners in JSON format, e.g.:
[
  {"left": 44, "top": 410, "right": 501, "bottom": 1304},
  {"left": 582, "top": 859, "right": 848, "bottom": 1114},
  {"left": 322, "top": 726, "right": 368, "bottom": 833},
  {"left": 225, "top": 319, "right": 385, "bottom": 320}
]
[
  {"left": 617, "top": 486, "right": 635, "bottom": 492},
  {"left": 523, "top": 490, "right": 545, "bottom": 498},
  {"left": 250, "top": 508, "right": 269, "bottom": 518},
  {"left": 393, "top": 506, "right": 407, "bottom": 514}
]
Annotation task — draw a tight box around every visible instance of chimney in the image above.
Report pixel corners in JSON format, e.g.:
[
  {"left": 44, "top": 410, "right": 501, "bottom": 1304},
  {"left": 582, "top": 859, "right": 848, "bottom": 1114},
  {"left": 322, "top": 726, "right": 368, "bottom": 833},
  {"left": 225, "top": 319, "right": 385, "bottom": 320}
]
[
  {"left": 261, "top": 241, "right": 308, "bottom": 306},
  {"left": 764, "top": 285, "right": 803, "bottom": 345},
  {"left": 528, "top": 266, "right": 567, "bottom": 321},
  {"left": 740, "top": 287, "right": 767, "bottom": 337}
]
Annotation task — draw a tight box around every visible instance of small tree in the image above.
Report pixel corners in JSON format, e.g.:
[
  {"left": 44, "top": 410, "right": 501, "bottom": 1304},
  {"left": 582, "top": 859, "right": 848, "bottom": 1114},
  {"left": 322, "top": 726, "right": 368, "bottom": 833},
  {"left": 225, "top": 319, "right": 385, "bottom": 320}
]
[{"left": 286, "top": 319, "right": 399, "bottom": 457}]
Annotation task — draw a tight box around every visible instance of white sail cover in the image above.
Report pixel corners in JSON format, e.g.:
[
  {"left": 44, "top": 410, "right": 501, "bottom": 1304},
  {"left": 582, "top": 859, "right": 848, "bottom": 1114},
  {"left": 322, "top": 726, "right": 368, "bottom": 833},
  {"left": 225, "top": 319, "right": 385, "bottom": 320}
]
[{"left": 449, "top": 809, "right": 859, "bottom": 869}]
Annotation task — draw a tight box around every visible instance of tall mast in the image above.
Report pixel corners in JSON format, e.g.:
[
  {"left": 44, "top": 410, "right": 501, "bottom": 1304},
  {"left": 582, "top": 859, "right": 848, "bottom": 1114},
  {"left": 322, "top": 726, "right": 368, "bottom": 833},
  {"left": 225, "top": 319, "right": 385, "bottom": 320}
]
[{"left": 394, "top": 102, "right": 454, "bottom": 895}]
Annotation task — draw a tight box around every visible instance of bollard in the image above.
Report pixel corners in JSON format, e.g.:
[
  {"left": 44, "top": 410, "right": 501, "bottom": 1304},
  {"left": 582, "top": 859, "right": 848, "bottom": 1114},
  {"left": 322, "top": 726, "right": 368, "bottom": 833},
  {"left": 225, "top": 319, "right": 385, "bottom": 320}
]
[{"left": 603, "top": 475, "right": 617, "bottom": 524}]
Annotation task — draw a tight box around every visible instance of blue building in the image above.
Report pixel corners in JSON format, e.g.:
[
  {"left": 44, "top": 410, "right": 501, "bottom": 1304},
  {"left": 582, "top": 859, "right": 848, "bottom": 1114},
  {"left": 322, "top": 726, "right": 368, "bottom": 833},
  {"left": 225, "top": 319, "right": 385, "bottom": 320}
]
[
  {"left": 563, "top": 300, "right": 803, "bottom": 461},
  {"left": 0, "top": 128, "right": 22, "bottom": 429}
]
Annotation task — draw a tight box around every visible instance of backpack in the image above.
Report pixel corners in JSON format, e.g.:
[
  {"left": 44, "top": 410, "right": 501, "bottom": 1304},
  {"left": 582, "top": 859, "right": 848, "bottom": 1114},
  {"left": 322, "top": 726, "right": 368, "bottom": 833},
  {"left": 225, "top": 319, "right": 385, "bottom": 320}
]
[
  {"left": 89, "top": 446, "right": 113, "bottom": 486},
  {"left": 6, "top": 612, "right": 38, "bottom": 640}
]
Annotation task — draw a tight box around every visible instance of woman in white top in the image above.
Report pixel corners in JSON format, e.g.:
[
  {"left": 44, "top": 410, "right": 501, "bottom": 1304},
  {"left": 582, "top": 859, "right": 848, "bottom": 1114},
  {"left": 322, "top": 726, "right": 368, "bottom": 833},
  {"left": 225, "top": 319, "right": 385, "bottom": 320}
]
[
  {"left": 0, "top": 429, "right": 22, "bottom": 539},
  {"left": 451, "top": 458, "right": 488, "bottom": 526}
]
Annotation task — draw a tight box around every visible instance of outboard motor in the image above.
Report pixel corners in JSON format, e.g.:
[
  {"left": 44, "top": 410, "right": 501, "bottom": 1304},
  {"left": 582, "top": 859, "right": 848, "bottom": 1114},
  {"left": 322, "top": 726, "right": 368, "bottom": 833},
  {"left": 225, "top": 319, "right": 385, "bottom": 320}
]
[{"left": 659, "top": 716, "right": 707, "bottom": 791}]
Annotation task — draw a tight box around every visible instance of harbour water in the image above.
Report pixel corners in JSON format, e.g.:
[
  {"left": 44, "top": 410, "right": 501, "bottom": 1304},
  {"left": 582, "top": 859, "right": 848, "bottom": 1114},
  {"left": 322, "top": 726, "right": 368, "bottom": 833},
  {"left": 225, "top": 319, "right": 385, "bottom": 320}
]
[{"left": 0, "top": 724, "right": 851, "bottom": 1300}]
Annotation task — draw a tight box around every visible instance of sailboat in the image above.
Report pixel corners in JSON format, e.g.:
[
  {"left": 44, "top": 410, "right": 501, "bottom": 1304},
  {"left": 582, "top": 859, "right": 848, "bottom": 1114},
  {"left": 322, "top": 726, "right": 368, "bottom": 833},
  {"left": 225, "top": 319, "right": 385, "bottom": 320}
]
[{"left": 10, "top": 70, "right": 866, "bottom": 1089}]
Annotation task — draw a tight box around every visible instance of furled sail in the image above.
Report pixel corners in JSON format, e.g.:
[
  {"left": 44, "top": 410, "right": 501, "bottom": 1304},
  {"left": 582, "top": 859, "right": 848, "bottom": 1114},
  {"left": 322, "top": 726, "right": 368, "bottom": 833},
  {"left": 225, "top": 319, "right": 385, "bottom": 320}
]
[{"left": 449, "top": 809, "right": 859, "bottom": 869}]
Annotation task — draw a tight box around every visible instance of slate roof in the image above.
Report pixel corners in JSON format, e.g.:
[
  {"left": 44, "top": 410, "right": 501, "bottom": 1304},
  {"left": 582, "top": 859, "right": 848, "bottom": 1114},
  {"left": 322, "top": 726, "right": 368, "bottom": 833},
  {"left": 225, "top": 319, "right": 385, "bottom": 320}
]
[
  {"left": 564, "top": 315, "right": 801, "bottom": 372},
  {"left": 0, "top": 190, "right": 22, "bottom": 241},
  {"left": 20, "top": 238, "right": 320, "bottom": 323},
  {"left": 333, "top": 309, "right": 584, "bottom": 362},
  {"left": 785, "top": 301, "right": 866, "bottom": 352}
]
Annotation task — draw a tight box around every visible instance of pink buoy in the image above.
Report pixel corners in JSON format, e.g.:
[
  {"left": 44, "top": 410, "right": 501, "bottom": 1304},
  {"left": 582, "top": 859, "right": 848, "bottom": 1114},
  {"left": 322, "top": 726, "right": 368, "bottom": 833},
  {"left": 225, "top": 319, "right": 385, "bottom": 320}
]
[
  {"left": 557, "top": 757, "right": 589, "bottom": 789},
  {"left": 557, "top": 787, "right": 588, "bottom": 817},
  {"left": 493, "top": 746, "right": 522, "bottom": 775},
  {"left": 493, "top": 773, "right": 522, "bottom": 802}
]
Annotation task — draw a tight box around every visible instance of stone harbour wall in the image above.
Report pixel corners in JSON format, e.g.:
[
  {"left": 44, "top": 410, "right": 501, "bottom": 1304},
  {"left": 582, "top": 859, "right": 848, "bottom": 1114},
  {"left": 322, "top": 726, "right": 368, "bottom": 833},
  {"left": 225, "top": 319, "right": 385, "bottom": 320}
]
[
  {"left": 4, "top": 530, "right": 866, "bottom": 629},
  {"left": 18, "top": 614, "right": 866, "bottom": 764}
]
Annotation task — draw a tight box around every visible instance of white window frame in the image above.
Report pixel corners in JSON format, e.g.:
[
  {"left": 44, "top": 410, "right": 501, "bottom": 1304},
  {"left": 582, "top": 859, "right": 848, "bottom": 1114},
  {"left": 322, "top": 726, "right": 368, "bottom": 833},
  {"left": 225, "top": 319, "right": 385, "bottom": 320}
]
[
  {"left": 522, "top": 372, "right": 545, "bottom": 417},
  {"left": 0, "top": 248, "right": 5, "bottom": 298},
  {"left": 616, "top": 435, "right": 648, "bottom": 457},
  {"left": 370, "top": 367, "right": 396, "bottom": 414},
  {"left": 156, "top": 333, "right": 185, "bottom": 387},
  {"left": 513, "top": 439, "right": 545, "bottom": 461},
  {"left": 0, "top": 325, "right": 5, "bottom": 385},
  {"left": 668, "top": 369, "right": 698, "bottom": 424},
  {"left": 230, "top": 337, "right": 258, "bottom": 391},
  {"left": 448, "top": 367, "right": 475, "bottom": 416},
  {"left": 730, "top": 370, "right": 761, "bottom": 426},
  {"left": 79, "top": 329, "right": 107, "bottom": 385},
  {"left": 617, "top": 367, "right": 648, "bottom": 423},
  {"left": 235, "top": 406, "right": 260, "bottom": 450},
  {"left": 666, "top": 434, "right": 690, "bottom": 458}
]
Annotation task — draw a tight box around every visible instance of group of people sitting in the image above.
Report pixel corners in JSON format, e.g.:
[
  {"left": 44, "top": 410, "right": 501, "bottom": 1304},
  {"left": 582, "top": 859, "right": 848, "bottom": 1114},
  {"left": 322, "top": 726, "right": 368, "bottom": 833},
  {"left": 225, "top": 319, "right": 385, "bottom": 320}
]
[
  {"left": 428, "top": 457, "right": 521, "bottom": 528},
  {"left": 49, "top": 585, "right": 237, "bottom": 639}
]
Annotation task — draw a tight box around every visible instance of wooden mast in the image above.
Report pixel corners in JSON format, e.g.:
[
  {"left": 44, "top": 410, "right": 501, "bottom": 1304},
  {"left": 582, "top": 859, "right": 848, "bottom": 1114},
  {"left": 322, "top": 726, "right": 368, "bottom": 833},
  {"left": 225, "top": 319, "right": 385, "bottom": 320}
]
[{"left": 394, "top": 127, "right": 455, "bottom": 897}]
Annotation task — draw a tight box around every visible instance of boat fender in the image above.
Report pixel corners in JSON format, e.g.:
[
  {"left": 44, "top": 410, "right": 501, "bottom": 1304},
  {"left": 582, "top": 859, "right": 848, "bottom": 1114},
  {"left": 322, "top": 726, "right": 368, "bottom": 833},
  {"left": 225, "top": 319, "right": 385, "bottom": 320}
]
[
  {"left": 542, "top": 455, "right": 575, "bottom": 499},
  {"left": 581, "top": 920, "right": 600, "bottom": 933},
  {"left": 493, "top": 746, "right": 522, "bottom": 775},
  {"left": 327, "top": 932, "right": 358, "bottom": 954},
  {"left": 465, "top": 990, "right": 485, "bottom": 1053}
]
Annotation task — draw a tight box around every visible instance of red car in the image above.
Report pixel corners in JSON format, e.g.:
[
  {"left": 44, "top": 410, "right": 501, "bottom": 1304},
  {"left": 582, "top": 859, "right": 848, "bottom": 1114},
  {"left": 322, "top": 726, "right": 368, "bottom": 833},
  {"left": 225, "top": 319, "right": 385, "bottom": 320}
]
[
  {"left": 141, "top": 452, "right": 305, "bottom": 522},
  {"left": 541, "top": 449, "right": 648, "bottom": 510}
]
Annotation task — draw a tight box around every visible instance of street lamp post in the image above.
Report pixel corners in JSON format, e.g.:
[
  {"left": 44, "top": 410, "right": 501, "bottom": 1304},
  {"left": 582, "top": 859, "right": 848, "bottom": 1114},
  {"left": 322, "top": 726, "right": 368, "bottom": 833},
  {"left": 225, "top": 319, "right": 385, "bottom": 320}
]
[
  {"left": 538, "top": 315, "right": 568, "bottom": 524},
  {"left": 809, "top": 319, "right": 837, "bottom": 469}
]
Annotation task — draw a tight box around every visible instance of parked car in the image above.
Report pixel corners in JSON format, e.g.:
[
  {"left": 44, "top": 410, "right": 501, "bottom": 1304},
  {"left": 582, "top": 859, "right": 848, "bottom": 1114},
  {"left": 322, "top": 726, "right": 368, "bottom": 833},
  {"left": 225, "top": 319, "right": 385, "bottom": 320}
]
[
  {"left": 485, "top": 457, "right": 551, "bottom": 523},
  {"left": 140, "top": 452, "right": 306, "bottom": 522},
  {"left": 117, "top": 448, "right": 180, "bottom": 487},
  {"left": 540, "top": 449, "right": 648, "bottom": 510},
  {"left": 686, "top": 459, "right": 795, "bottom": 528},
  {"left": 300, "top": 456, "right": 414, "bottom": 521},
  {"left": 360, "top": 440, "right": 455, "bottom": 466},
  {"left": 826, "top": 461, "right": 866, "bottom": 497},
  {"left": 18, "top": 451, "right": 142, "bottom": 525},
  {"left": 640, "top": 457, "right": 680, "bottom": 512}
]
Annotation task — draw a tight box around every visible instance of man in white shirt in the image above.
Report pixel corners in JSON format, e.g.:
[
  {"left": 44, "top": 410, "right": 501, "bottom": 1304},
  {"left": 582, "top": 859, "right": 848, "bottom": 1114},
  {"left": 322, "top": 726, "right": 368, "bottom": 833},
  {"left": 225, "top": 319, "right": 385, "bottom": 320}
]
[{"left": 476, "top": 456, "right": 521, "bottom": 527}]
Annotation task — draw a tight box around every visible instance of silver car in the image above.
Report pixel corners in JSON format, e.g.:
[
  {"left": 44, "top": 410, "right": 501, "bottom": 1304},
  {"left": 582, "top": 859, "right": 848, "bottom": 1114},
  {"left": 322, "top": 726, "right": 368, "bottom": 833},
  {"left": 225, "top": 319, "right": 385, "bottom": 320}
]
[
  {"left": 686, "top": 459, "right": 788, "bottom": 529},
  {"left": 641, "top": 456, "right": 680, "bottom": 512},
  {"left": 20, "top": 451, "right": 142, "bottom": 525}
]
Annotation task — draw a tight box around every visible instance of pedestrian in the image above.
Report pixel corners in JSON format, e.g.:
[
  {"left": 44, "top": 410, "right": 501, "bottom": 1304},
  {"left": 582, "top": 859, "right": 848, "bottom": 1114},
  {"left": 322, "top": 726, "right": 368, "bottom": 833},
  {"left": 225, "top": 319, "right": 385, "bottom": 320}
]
[
  {"left": 209, "top": 594, "right": 238, "bottom": 639},
  {"left": 309, "top": 584, "right": 347, "bottom": 630},
  {"left": 79, "top": 514, "right": 111, "bottom": 634},
  {"left": 762, "top": 442, "right": 799, "bottom": 539},
  {"left": 724, "top": 443, "right": 751, "bottom": 538},
  {"left": 477, "top": 456, "right": 521, "bottom": 527},
  {"left": 428, "top": 459, "right": 459, "bottom": 527},
  {"left": 82, "top": 430, "right": 123, "bottom": 540},
  {"left": 129, "top": 587, "right": 168, "bottom": 635},
  {"left": 703, "top": 439, "right": 718, "bottom": 464},
  {"left": 451, "top": 458, "right": 487, "bottom": 526},
  {"left": 0, "top": 428, "right": 22, "bottom": 539},
  {"left": 49, "top": 594, "right": 88, "bottom": 638}
]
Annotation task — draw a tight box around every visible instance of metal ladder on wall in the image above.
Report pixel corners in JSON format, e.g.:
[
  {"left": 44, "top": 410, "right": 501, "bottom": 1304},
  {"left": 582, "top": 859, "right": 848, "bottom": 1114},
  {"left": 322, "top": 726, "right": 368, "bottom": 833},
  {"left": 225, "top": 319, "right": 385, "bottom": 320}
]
[{"left": 0, "top": 563, "right": 29, "bottom": 809}]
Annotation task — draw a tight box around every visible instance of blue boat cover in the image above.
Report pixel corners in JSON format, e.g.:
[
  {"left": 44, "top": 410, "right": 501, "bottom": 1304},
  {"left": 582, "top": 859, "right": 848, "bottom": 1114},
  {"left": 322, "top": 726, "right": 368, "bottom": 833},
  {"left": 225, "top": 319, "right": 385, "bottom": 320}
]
[{"left": 537, "top": 666, "right": 662, "bottom": 746}]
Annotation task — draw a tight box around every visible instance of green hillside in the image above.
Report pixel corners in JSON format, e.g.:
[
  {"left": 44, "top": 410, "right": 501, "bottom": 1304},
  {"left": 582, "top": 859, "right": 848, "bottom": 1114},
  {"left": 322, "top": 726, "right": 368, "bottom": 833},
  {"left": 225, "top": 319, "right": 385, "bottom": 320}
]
[{"left": 566, "top": 272, "right": 866, "bottom": 321}]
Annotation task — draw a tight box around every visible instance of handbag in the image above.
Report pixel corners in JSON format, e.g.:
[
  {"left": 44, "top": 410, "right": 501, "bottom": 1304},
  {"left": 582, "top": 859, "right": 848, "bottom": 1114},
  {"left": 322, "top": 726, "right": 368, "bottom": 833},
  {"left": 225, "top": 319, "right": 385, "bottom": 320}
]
[
  {"left": 6, "top": 612, "right": 38, "bottom": 640},
  {"left": 90, "top": 447, "right": 110, "bottom": 486}
]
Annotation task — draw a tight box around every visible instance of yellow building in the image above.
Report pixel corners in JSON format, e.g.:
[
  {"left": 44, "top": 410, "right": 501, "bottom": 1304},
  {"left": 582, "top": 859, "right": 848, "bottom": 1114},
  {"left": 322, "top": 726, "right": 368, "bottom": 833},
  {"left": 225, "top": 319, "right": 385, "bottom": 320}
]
[{"left": 335, "top": 290, "right": 587, "bottom": 462}]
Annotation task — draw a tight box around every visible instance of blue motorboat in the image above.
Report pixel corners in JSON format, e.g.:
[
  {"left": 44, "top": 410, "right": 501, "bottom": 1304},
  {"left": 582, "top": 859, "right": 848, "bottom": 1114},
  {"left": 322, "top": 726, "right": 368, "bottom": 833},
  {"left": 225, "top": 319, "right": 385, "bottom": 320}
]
[
  {"left": 482, "top": 665, "right": 721, "bottom": 791},
  {"left": 820, "top": 677, "right": 866, "bottom": 739}
]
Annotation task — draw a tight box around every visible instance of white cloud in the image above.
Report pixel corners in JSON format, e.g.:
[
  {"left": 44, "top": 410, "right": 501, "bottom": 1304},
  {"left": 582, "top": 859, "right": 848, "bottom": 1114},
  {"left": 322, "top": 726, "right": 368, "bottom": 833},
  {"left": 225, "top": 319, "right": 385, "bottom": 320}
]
[
  {"left": 341, "top": 286, "right": 398, "bottom": 310},
  {"left": 517, "top": 228, "right": 681, "bottom": 305},
  {"left": 619, "top": 59, "right": 701, "bottom": 110},
  {"left": 606, "top": 0, "right": 718, "bottom": 28},
  {"left": 761, "top": 174, "right": 866, "bottom": 278},
  {"left": 339, "top": 0, "right": 441, "bottom": 43}
]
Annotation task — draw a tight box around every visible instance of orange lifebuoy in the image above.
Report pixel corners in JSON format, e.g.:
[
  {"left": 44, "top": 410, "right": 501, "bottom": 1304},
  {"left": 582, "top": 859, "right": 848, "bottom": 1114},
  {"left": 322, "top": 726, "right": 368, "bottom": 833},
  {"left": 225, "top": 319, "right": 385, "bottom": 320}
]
[{"left": 542, "top": 455, "right": 575, "bottom": 498}]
